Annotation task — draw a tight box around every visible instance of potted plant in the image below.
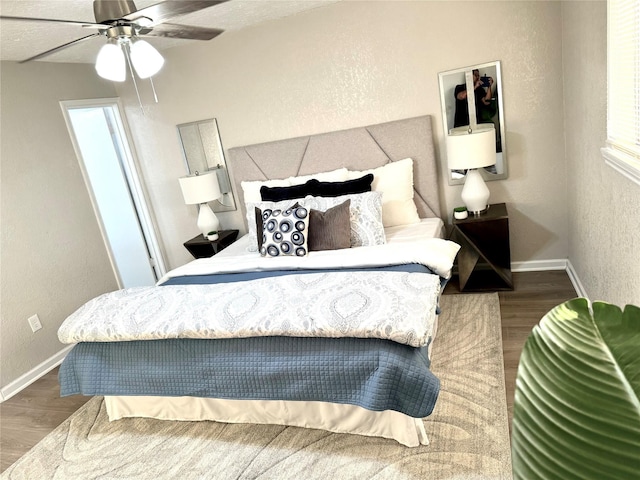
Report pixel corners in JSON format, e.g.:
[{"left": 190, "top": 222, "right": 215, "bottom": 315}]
[
  {"left": 206, "top": 230, "right": 219, "bottom": 241},
  {"left": 511, "top": 298, "right": 640, "bottom": 479},
  {"left": 453, "top": 206, "right": 468, "bottom": 220}
]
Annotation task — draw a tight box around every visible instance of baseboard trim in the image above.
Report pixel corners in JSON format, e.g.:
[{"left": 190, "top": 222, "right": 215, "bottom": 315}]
[
  {"left": 511, "top": 259, "right": 568, "bottom": 272},
  {"left": 566, "top": 260, "right": 589, "bottom": 299},
  {"left": 0, "top": 345, "right": 74, "bottom": 403},
  {"left": 512, "top": 259, "right": 586, "bottom": 298}
]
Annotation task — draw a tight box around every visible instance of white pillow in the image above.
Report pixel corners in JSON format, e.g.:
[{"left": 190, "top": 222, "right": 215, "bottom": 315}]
[
  {"left": 288, "top": 168, "right": 348, "bottom": 185},
  {"left": 241, "top": 168, "right": 349, "bottom": 204},
  {"left": 347, "top": 158, "right": 419, "bottom": 227},
  {"left": 246, "top": 191, "right": 385, "bottom": 252},
  {"left": 241, "top": 178, "right": 290, "bottom": 204}
]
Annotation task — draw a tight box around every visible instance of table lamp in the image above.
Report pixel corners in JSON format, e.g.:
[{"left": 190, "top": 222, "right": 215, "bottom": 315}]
[
  {"left": 179, "top": 171, "right": 222, "bottom": 237},
  {"left": 446, "top": 125, "right": 496, "bottom": 215}
]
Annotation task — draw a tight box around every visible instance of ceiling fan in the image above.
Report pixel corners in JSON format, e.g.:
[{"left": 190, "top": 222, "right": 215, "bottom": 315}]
[{"left": 1, "top": 0, "right": 226, "bottom": 79}]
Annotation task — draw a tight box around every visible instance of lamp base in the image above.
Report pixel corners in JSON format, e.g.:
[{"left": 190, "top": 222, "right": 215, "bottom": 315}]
[
  {"left": 461, "top": 169, "right": 490, "bottom": 215},
  {"left": 197, "top": 203, "right": 220, "bottom": 238},
  {"left": 470, "top": 205, "right": 489, "bottom": 216}
]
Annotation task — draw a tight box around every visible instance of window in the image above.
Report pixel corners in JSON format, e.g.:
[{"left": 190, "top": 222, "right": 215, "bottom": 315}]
[{"left": 601, "top": 0, "right": 640, "bottom": 185}]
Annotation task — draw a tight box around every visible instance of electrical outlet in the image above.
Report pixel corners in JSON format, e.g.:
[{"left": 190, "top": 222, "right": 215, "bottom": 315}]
[{"left": 28, "top": 314, "right": 42, "bottom": 333}]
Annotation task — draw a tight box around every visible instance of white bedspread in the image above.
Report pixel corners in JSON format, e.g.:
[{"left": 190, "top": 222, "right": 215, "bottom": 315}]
[
  {"left": 58, "top": 270, "right": 439, "bottom": 347},
  {"left": 59, "top": 239, "right": 459, "bottom": 347}
]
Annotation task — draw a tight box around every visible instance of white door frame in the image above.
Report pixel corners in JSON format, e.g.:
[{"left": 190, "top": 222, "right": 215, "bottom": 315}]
[{"left": 60, "top": 98, "right": 167, "bottom": 286}]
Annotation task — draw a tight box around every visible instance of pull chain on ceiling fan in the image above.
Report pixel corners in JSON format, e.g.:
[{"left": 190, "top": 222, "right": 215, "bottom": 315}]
[{"left": 1, "top": 0, "right": 227, "bottom": 107}]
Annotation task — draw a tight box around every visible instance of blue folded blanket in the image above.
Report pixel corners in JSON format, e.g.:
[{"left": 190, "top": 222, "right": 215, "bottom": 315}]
[{"left": 59, "top": 336, "right": 438, "bottom": 418}]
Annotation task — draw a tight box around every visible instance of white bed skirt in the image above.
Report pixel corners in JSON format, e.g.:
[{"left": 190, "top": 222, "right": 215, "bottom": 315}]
[{"left": 104, "top": 396, "right": 429, "bottom": 448}]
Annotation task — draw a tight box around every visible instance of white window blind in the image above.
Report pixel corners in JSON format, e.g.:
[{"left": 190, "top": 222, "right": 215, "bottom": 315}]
[{"left": 601, "top": 0, "right": 640, "bottom": 185}]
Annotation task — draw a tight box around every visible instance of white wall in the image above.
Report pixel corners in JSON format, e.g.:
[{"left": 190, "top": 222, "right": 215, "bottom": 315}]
[
  {"left": 561, "top": 1, "right": 640, "bottom": 307},
  {"left": 116, "top": 1, "right": 569, "bottom": 270},
  {"left": 0, "top": 62, "right": 119, "bottom": 388}
]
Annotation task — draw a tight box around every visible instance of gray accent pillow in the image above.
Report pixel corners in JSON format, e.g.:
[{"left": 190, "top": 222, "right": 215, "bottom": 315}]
[{"left": 308, "top": 200, "right": 351, "bottom": 251}]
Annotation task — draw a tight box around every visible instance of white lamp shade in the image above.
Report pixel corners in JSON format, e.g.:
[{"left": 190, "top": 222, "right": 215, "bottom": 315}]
[
  {"left": 446, "top": 126, "right": 496, "bottom": 170},
  {"left": 179, "top": 171, "right": 221, "bottom": 205},
  {"left": 130, "top": 40, "right": 165, "bottom": 79},
  {"left": 95, "top": 42, "right": 126, "bottom": 82}
]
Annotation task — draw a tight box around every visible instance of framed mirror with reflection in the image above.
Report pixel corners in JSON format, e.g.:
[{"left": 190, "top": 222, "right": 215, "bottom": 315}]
[
  {"left": 177, "top": 118, "right": 236, "bottom": 212},
  {"left": 438, "top": 61, "right": 507, "bottom": 185}
]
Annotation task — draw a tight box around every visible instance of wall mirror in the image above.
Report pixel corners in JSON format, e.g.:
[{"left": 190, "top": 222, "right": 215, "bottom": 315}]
[
  {"left": 438, "top": 61, "right": 507, "bottom": 185},
  {"left": 177, "top": 118, "right": 236, "bottom": 212}
]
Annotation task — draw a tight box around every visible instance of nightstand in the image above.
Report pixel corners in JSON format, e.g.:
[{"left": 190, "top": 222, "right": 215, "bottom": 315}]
[
  {"left": 451, "top": 203, "right": 513, "bottom": 291},
  {"left": 184, "top": 230, "right": 239, "bottom": 259}
]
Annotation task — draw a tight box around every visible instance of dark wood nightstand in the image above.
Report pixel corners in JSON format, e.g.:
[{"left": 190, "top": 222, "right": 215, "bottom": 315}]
[
  {"left": 450, "top": 203, "right": 513, "bottom": 292},
  {"left": 184, "top": 230, "right": 239, "bottom": 259}
]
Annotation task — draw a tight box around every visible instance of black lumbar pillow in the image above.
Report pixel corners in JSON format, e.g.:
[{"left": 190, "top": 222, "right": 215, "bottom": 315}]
[
  {"left": 260, "top": 179, "right": 320, "bottom": 202},
  {"left": 314, "top": 173, "right": 374, "bottom": 198},
  {"left": 260, "top": 174, "right": 373, "bottom": 202}
]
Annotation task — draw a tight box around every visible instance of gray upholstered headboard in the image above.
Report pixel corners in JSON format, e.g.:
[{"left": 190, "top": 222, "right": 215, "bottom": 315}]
[{"left": 227, "top": 115, "right": 441, "bottom": 228}]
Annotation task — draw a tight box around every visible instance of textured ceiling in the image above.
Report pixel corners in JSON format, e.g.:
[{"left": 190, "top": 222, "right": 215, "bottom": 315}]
[{"left": 0, "top": 0, "right": 339, "bottom": 63}]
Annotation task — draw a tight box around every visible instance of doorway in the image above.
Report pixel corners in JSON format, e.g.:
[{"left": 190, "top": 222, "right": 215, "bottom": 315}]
[{"left": 60, "top": 98, "right": 166, "bottom": 288}]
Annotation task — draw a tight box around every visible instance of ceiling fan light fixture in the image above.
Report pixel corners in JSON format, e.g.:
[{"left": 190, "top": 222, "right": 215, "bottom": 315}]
[
  {"left": 130, "top": 39, "right": 164, "bottom": 79},
  {"left": 95, "top": 41, "right": 126, "bottom": 82}
]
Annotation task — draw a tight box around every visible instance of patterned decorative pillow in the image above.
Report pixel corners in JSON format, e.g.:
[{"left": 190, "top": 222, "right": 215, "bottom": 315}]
[
  {"left": 247, "top": 197, "right": 305, "bottom": 252},
  {"left": 302, "top": 191, "right": 385, "bottom": 247},
  {"left": 260, "top": 203, "right": 310, "bottom": 257}
]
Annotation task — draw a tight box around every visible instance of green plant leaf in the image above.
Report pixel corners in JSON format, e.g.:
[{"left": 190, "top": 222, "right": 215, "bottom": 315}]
[{"left": 512, "top": 298, "right": 640, "bottom": 480}]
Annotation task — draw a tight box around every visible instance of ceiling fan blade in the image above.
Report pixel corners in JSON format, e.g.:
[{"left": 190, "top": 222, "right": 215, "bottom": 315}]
[
  {"left": 123, "top": 1, "right": 228, "bottom": 26},
  {"left": 0, "top": 15, "right": 105, "bottom": 28},
  {"left": 140, "top": 22, "right": 224, "bottom": 40},
  {"left": 18, "top": 33, "right": 102, "bottom": 63}
]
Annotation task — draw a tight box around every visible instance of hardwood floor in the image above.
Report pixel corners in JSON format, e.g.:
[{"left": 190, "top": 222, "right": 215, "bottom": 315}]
[
  {"left": 0, "top": 270, "right": 577, "bottom": 472},
  {"left": 0, "top": 365, "right": 90, "bottom": 471}
]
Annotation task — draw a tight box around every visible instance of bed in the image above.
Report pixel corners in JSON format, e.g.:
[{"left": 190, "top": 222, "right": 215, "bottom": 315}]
[{"left": 57, "top": 115, "right": 460, "bottom": 447}]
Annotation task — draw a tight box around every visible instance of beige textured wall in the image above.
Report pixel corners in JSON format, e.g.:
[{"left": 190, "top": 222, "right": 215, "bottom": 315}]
[
  {"left": 118, "top": 1, "right": 568, "bottom": 270},
  {"left": 561, "top": 2, "right": 640, "bottom": 307},
  {"left": 0, "top": 62, "right": 119, "bottom": 387}
]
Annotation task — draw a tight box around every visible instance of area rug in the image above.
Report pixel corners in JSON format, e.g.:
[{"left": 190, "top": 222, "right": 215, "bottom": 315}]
[{"left": 1, "top": 293, "right": 512, "bottom": 479}]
